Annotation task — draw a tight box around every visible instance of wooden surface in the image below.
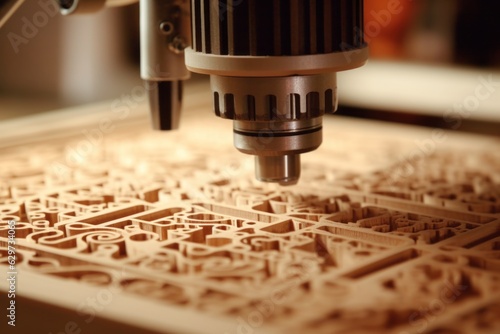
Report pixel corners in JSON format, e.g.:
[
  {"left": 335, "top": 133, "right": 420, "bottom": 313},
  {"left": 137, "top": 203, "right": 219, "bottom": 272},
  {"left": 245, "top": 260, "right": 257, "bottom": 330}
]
[{"left": 1, "top": 80, "right": 499, "bottom": 333}]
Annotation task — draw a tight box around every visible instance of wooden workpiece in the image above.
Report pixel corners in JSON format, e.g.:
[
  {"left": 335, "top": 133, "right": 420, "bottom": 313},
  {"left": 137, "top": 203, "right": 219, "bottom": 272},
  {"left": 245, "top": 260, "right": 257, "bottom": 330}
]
[{"left": 0, "top": 81, "right": 499, "bottom": 333}]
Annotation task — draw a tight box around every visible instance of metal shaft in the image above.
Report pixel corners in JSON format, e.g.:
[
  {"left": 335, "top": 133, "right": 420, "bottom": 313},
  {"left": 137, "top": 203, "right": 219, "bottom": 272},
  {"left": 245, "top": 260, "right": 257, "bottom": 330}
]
[
  {"left": 255, "top": 155, "right": 300, "bottom": 186},
  {"left": 140, "top": 0, "right": 190, "bottom": 130}
]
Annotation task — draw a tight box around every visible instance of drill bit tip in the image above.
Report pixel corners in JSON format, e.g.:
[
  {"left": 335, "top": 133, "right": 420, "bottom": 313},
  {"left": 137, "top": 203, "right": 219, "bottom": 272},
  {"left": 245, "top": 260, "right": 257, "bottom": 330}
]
[
  {"left": 255, "top": 155, "right": 300, "bottom": 186},
  {"left": 148, "top": 80, "right": 183, "bottom": 131}
]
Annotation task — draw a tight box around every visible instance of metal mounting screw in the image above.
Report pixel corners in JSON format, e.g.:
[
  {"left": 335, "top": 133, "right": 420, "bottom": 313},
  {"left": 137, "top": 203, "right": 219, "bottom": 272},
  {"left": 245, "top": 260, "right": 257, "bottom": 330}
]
[
  {"left": 159, "top": 21, "right": 174, "bottom": 35},
  {"left": 59, "top": 0, "right": 75, "bottom": 9},
  {"left": 169, "top": 36, "right": 188, "bottom": 54}
]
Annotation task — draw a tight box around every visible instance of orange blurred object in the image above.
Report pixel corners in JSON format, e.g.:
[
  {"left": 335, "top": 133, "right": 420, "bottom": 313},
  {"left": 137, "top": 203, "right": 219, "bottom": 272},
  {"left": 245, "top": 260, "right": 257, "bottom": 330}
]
[{"left": 364, "top": 0, "right": 417, "bottom": 59}]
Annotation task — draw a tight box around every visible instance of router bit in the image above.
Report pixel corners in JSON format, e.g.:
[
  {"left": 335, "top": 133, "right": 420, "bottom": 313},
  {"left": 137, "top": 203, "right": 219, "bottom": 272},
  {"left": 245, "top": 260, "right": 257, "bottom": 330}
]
[{"left": 186, "top": 0, "right": 368, "bottom": 185}]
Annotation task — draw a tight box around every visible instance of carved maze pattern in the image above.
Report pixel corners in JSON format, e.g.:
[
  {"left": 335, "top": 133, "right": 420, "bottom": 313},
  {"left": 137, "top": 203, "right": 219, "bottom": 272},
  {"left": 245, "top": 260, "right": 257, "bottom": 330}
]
[{"left": 0, "top": 125, "right": 499, "bottom": 333}]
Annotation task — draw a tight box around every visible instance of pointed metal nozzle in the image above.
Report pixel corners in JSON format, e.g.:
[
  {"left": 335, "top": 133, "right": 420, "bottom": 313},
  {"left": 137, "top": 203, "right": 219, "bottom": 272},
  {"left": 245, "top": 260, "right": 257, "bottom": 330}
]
[{"left": 148, "top": 80, "right": 183, "bottom": 130}]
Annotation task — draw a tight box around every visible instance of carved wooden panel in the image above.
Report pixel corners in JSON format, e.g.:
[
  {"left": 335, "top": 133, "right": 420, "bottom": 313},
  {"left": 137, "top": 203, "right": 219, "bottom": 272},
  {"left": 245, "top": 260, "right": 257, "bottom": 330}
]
[{"left": 1, "top": 93, "right": 499, "bottom": 333}]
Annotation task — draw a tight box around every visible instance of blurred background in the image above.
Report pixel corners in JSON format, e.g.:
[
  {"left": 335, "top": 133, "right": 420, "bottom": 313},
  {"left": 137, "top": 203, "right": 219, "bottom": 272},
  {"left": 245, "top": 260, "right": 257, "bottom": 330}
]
[{"left": 0, "top": 0, "right": 499, "bottom": 133}]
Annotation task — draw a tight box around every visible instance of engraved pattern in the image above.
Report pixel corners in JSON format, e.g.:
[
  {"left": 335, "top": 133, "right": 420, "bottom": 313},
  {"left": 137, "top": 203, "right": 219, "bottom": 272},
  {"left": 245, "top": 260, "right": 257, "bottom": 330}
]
[{"left": 1, "top": 115, "right": 499, "bottom": 333}]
